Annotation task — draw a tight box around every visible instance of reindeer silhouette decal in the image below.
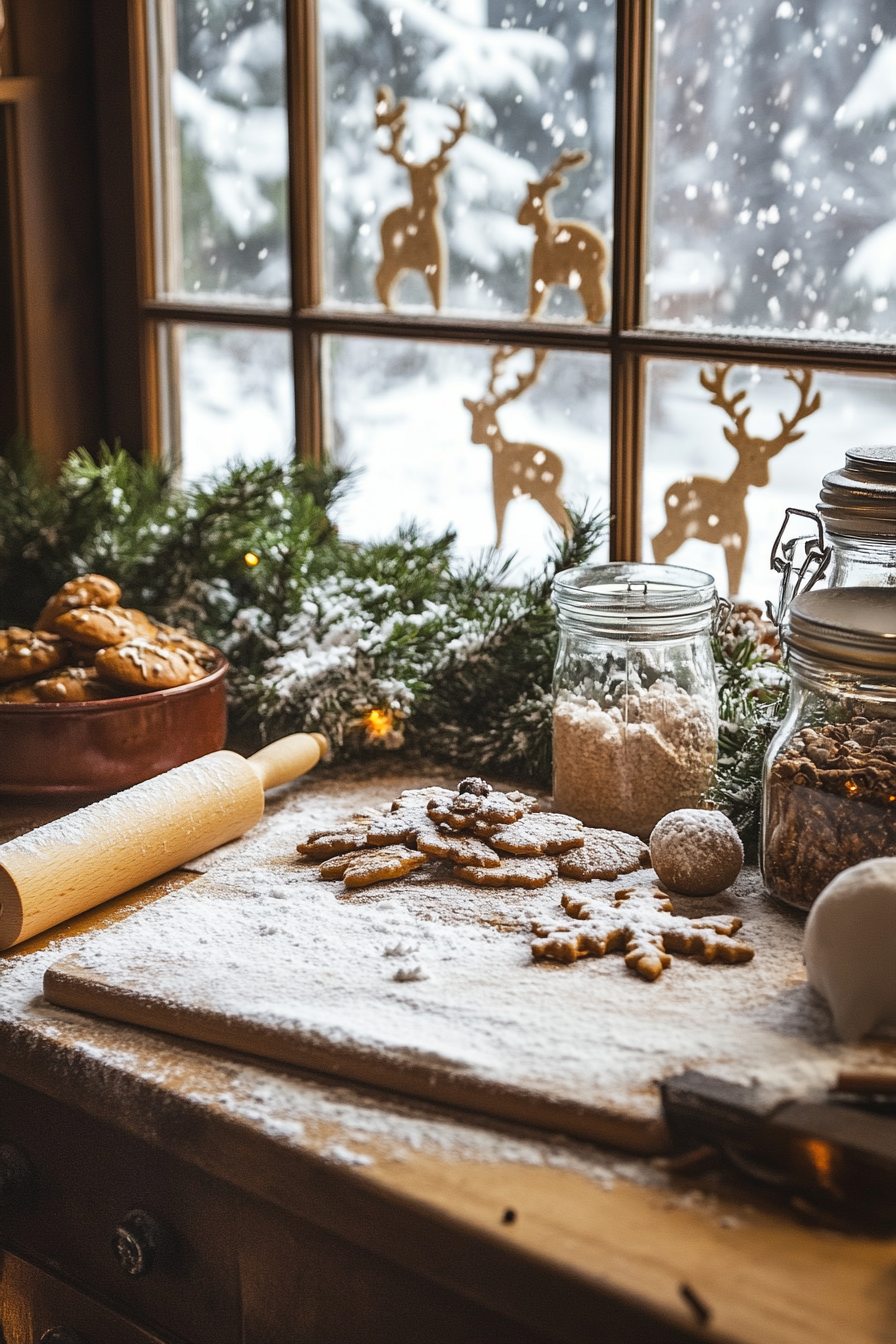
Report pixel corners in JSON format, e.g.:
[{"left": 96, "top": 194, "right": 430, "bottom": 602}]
[
  {"left": 651, "top": 364, "right": 821, "bottom": 596},
  {"left": 518, "top": 149, "right": 609, "bottom": 324},
  {"left": 373, "top": 86, "right": 467, "bottom": 312},
  {"left": 464, "top": 347, "right": 573, "bottom": 548}
]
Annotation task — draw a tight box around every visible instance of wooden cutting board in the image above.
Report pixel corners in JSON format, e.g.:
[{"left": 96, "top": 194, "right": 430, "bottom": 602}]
[{"left": 42, "top": 796, "right": 896, "bottom": 1156}]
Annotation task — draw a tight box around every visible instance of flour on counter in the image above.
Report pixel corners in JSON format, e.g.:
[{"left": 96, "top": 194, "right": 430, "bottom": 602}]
[{"left": 40, "top": 824, "right": 896, "bottom": 1142}]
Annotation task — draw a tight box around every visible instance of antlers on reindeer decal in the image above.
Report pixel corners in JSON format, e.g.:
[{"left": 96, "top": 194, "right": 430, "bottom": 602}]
[
  {"left": 464, "top": 347, "right": 573, "bottom": 548},
  {"left": 651, "top": 364, "right": 821, "bottom": 596},
  {"left": 518, "top": 149, "right": 609, "bottom": 324},
  {"left": 373, "top": 86, "right": 468, "bottom": 312}
]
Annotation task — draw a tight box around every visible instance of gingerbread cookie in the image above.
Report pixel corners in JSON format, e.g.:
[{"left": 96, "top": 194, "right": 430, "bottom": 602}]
[
  {"left": 297, "top": 826, "right": 370, "bottom": 859},
  {"left": 366, "top": 807, "right": 438, "bottom": 848},
  {"left": 491, "top": 812, "right": 584, "bottom": 856},
  {"left": 0, "top": 679, "right": 41, "bottom": 702},
  {"left": 557, "top": 827, "right": 650, "bottom": 880},
  {"left": 454, "top": 856, "right": 557, "bottom": 888},
  {"left": 0, "top": 628, "right": 68, "bottom": 682},
  {"left": 35, "top": 574, "right": 121, "bottom": 632},
  {"left": 34, "top": 666, "right": 119, "bottom": 702},
  {"left": 54, "top": 605, "right": 139, "bottom": 649},
  {"left": 531, "top": 887, "right": 753, "bottom": 981},
  {"left": 149, "top": 622, "right": 218, "bottom": 668},
  {"left": 416, "top": 831, "right": 501, "bottom": 867},
  {"left": 391, "top": 786, "right": 456, "bottom": 812},
  {"left": 320, "top": 845, "right": 428, "bottom": 888},
  {"left": 428, "top": 788, "right": 536, "bottom": 834},
  {"left": 121, "top": 608, "right": 162, "bottom": 640},
  {"left": 96, "top": 638, "right": 205, "bottom": 691}
]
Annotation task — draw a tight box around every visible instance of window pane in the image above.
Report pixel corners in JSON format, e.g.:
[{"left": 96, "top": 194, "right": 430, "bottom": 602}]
[
  {"left": 327, "top": 337, "right": 610, "bottom": 577},
  {"left": 650, "top": 1, "right": 896, "bottom": 340},
  {"left": 155, "top": 0, "right": 290, "bottom": 304},
  {"left": 177, "top": 325, "right": 294, "bottom": 479},
  {"left": 322, "top": 0, "right": 615, "bottom": 324},
  {"left": 642, "top": 359, "right": 896, "bottom": 602}
]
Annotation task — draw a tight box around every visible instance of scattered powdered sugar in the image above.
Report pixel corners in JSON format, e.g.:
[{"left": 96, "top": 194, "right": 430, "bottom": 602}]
[
  {"left": 42, "top": 824, "right": 896, "bottom": 1141},
  {"left": 553, "top": 682, "right": 718, "bottom": 840},
  {"left": 1, "top": 754, "right": 245, "bottom": 860},
  {"left": 10, "top": 767, "right": 896, "bottom": 1198}
]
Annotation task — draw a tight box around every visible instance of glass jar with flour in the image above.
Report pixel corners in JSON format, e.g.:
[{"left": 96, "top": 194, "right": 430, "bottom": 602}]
[{"left": 552, "top": 563, "right": 719, "bottom": 840}]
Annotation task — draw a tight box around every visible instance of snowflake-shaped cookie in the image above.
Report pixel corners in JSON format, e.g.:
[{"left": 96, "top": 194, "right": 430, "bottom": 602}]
[
  {"left": 366, "top": 807, "right": 438, "bottom": 848},
  {"left": 531, "top": 887, "right": 753, "bottom": 981}
]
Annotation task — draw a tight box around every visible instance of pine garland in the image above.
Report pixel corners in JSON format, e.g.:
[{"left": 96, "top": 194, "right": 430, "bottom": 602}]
[
  {"left": 707, "top": 631, "right": 789, "bottom": 862},
  {"left": 0, "top": 444, "right": 786, "bottom": 816}
]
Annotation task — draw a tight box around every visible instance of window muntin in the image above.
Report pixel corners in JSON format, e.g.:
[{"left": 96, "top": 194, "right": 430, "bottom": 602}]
[
  {"left": 322, "top": 0, "right": 616, "bottom": 322},
  {"left": 650, "top": 0, "right": 896, "bottom": 340},
  {"left": 141, "top": 0, "right": 896, "bottom": 589}
]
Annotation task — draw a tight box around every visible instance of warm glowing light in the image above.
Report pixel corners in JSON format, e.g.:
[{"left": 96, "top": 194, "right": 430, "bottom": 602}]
[
  {"left": 244, "top": 552, "right": 260, "bottom": 567},
  {"left": 844, "top": 779, "right": 858, "bottom": 796},
  {"left": 364, "top": 708, "right": 393, "bottom": 738},
  {"left": 802, "top": 1137, "right": 836, "bottom": 1191}
]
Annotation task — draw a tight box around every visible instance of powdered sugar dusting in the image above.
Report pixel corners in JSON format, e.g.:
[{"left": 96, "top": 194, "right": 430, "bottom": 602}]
[
  {"left": 1, "top": 755, "right": 242, "bottom": 860},
  {"left": 41, "top": 778, "right": 896, "bottom": 1143}
]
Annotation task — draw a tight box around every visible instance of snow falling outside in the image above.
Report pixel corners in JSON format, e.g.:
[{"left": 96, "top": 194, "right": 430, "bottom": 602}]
[
  {"left": 178, "top": 327, "right": 294, "bottom": 480},
  {"left": 651, "top": 0, "right": 896, "bottom": 339},
  {"left": 326, "top": 338, "right": 610, "bottom": 579},
  {"left": 170, "top": 0, "right": 896, "bottom": 597},
  {"left": 169, "top": 0, "right": 289, "bottom": 301},
  {"left": 643, "top": 362, "right": 896, "bottom": 602},
  {"left": 323, "top": 0, "right": 615, "bottom": 320}
]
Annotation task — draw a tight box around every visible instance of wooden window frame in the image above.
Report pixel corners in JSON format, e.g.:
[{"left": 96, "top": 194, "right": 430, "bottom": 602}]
[{"left": 127, "top": 0, "right": 896, "bottom": 562}]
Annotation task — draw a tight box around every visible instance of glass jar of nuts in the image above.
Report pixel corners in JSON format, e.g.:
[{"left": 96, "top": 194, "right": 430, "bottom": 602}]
[
  {"left": 762, "top": 587, "right": 896, "bottom": 910},
  {"left": 551, "top": 563, "right": 719, "bottom": 840}
]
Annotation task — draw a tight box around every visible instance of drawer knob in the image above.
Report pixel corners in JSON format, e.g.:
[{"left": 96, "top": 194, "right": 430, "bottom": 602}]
[
  {"left": 40, "top": 1330, "right": 86, "bottom": 1344},
  {"left": 0, "top": 1143, "right": 34, "bottom": 1198},
  {"left": 111, "top": 1207, "right": 168, "bottom": 1277}
]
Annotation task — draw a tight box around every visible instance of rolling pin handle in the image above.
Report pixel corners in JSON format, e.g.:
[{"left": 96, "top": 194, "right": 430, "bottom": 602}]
[{"left": 246, "top": 733, "right": 329, "bottom": 792}]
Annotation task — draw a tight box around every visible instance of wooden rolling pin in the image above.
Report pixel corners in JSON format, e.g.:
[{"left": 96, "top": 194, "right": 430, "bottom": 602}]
[{"left": 0, "top": 733, "right": 328, "bottom": 948}]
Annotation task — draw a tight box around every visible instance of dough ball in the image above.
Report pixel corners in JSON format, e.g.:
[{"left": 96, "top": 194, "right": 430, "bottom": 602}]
[
  {"left": 804, "top": 858, "right": 896, "bottom": 1041},
  {"left": 649, "top": 809, "right": 743, "bottom": 897}
]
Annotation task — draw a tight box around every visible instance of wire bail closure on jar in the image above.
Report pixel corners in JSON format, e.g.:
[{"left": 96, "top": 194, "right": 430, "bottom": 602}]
[{"left": 768, "top": 507, "right": 831, "bottom": 628}]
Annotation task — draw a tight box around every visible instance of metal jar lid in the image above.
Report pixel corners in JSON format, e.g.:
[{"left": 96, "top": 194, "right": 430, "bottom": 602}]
[
  {"left": 785, "top": 587, "right": 896, "bottom": 672},
  {"left": 818, "top": 445, "right": 896, "bottom": 539},
  {"left": 553, "top": 563, "right": 716, "bottom": 637}
]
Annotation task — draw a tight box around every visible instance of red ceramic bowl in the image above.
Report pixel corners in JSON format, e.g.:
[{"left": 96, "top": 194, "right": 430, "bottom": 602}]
[{"left": 0, "top": 653, "right": 228, "bottom": 797}]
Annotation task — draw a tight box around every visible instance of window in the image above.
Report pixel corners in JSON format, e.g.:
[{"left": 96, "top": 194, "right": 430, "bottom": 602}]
[{"left": 136, "top": 0, "right": 896, "bottom": 597}]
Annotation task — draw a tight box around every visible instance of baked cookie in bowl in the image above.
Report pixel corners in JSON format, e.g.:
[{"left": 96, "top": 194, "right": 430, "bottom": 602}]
[{"left": 0, "top": 574, "right": 228, "bottom": 797}]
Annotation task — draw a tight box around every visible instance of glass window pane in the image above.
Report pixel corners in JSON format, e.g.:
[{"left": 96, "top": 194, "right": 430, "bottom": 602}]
[
  {"left": 154, "top": 0, "right": 290, "bottom": 304},
  {"left": 177, "top": 325, "right": 294, "bottom": 479},
  {"left": 322, "top": 0, "right": 615, "bottom": 324},
  {"left": 642, "top": 359, "right": 896, "bottom": 602},
  {"left": 650, "top": 1, "right": 896, "bottom": 340},
  {"left": 327, "top": 336, "right": 610, "bottom": 578}
]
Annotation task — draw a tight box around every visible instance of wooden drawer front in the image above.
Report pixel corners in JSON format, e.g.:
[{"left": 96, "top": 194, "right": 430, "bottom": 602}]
[
  {"left": 0, "top": 1078, "right": 241, "bottom": 1344},
  {"left": 0, "top": 1079, "right": 555, "bottom": 1344},
  {"left": 0, "top": 1248, "right": 167, "bottom": 1343}
]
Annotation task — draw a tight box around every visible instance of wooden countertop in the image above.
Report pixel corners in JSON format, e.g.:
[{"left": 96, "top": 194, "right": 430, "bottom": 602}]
[{"left": 1, "top": 764, "right": 895, "bottom": 1344}]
